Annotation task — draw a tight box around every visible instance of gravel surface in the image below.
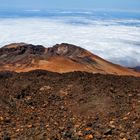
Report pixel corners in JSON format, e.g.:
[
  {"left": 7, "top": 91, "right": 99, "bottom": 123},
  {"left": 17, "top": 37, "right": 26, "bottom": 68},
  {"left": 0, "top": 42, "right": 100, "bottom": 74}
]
[{"left": 0, "top": 70, "right": 140, "bottom": 140}]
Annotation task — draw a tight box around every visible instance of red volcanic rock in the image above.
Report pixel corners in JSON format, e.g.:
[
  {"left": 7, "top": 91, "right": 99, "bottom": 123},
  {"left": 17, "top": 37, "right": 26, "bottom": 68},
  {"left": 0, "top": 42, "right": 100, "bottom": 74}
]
[{"left": 0, "top": 43, "right": 139, "bottom": 76}]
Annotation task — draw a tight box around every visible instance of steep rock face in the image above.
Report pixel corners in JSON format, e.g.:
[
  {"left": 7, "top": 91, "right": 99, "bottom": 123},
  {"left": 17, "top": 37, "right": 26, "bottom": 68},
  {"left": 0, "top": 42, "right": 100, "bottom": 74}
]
[
  {"left": 0, "top": 43, "right": 140, "bottom": 76},
  {"left": 0, "top": 43, "right": 45, "bottom": 56}
]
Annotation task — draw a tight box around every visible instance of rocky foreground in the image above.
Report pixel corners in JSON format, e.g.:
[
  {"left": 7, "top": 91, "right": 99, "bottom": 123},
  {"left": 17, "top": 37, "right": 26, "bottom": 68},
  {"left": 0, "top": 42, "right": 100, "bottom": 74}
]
[{"left": 0, "top": 70, "right": 140, "bottom": 140}]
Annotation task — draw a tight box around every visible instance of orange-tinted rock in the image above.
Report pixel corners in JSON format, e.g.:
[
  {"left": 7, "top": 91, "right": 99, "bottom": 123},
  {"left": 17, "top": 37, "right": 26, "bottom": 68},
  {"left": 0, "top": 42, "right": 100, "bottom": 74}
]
[
  {"left": 85, "top": 134, "right": 93, "bottom": 139},
  {"left": 0, "top": 43, "right": 140, "bottom": 76}
]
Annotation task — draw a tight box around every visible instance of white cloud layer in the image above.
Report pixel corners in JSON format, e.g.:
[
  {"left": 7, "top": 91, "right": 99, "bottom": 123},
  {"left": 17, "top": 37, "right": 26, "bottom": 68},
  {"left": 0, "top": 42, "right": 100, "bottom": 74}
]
[{"left": 0, "top": 17, "right": 140, "bottom": 67}]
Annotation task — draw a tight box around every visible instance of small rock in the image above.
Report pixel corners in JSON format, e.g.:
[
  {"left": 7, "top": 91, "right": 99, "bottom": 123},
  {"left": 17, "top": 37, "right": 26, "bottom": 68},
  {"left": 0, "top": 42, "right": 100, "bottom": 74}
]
[
  {"left": 123, "top": 117, "right": 128, "bottom": 120},
  {"left": 0, "top": 116, "right": 4, "bottom": 121},
  {"left": 59, "top": 126, "right": 64, "bottom": 130},
  {"left": 45, "top": 124, "right": 49, "bottom": 128},
  {"left": 85, "top": 134, "right": 93, "bottom": 139},
  {"left": 40, "top": 86, "right": 51, "bottom": 91},
  {"left": 120, "top": 133, "right": 125, "bottom": 138},
  {"left": 109, "top": 124, "right": 115, "bottom": 128},
  {"left": 60, "top": 106, "right": 65, "bottom": 110},
  {"left": 126, "top": 112, "right": 130, "bottom": 116},
  {"left": 86, "top": 122, "right": 92, "bottom": 127},
  {"left": 94, "top": 131, "right": 101, "bottom": 139},
  {"left": 104, "top": 129, "right": 113, "bottom": 135},
  {"left": 63, "top": 131, "right": 72, "bottom": 138},
  {"left": 109, "top": 121, "right": 114, "bottom": 124},
  {"left": 16, "top": 129, "right": 20, "bottom": 132},
  {"left": 27, "top": 124, "right": 32, "bottom": 128},
  {"left": 77, "top": 131, "right": 83, "bottom": 136},
  {"left": 121, "top": 138, "right": 127, "bottom": 140},
  {"left": 83, "top": 129, "right": 92, "bottom": 135},
  {"left": 74, "top": 124, "right": 80, "bottom": 128},
  {"left": 4, "top": 117, "right": 11, "bottom": 123}
]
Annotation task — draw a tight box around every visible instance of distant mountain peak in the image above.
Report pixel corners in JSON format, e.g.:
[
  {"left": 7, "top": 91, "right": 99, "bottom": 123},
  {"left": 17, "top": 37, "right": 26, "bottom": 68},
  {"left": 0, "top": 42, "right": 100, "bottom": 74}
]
[{"left": 0, "top": 43, "right": 140, "bottom": 76}]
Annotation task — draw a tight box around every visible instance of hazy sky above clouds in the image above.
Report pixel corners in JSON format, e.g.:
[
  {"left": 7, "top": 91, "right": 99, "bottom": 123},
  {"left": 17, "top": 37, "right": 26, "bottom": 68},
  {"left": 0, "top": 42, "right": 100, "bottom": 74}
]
[
  {"left": 0, "top": 0, "right": 140, "bottom": 11},
  {"left": 0, "top": 0, "right": 140, "bottom": 67}
]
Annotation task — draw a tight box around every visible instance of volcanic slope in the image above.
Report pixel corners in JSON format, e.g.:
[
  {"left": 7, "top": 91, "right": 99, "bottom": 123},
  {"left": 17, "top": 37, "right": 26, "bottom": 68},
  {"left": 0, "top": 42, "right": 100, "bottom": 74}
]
[{"left": 0, "top": 43, "right": 140, "bottom": 76}]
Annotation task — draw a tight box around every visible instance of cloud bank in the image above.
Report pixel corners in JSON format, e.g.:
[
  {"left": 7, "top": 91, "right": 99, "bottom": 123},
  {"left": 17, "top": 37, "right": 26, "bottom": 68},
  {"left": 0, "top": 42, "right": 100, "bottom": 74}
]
[{"left": 0, "top": 17, "right": 140, "bottom": 67}]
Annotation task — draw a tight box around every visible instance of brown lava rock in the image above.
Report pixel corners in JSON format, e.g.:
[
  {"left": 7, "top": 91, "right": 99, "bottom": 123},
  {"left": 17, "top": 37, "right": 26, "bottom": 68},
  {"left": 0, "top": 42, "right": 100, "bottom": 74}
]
[{"left": 0, "top": 70, "right": 140, "bottom": 139}]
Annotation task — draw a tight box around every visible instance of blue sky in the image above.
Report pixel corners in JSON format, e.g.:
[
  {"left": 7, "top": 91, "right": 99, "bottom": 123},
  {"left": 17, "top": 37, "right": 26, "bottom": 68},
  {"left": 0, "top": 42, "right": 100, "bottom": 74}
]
[{"left": 0, "top": 0, "right": 140, "bottom": 11}]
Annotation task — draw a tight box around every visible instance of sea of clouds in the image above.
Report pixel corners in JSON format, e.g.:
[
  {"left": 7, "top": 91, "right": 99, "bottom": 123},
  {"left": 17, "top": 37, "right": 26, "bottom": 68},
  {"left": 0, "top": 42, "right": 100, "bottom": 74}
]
[{"left": 0, "top": 15, "right": 140, "bottom": 67}]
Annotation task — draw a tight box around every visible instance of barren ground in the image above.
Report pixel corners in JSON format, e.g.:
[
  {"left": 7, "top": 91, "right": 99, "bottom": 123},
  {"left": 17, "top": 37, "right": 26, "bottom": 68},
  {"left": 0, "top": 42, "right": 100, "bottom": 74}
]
[{"left": 0, "top": 70, "right": 140, "bottom": 140}]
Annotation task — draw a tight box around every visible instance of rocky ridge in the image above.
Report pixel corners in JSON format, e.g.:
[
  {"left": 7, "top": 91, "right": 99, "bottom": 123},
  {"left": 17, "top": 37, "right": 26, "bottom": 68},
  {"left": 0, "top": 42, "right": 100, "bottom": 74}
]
[{"left": 0, "top": 43, "right": 140, "bottom": 76}]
